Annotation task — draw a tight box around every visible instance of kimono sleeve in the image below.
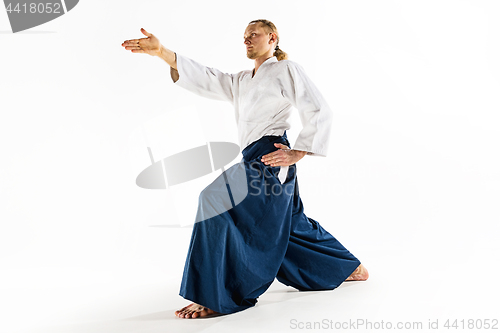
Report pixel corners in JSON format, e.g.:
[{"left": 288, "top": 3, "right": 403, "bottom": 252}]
[
  {"left": 282, "top": 62, "right": 333, "bottom": 157},
  {"left": 171, "top": 53, "right": 234, "bottom": 103}
]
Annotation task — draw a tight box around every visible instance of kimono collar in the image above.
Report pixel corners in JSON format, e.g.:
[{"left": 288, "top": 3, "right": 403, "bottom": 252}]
[
  {"left": 262, "top": 56, "right": 278, "bottom": 66},
  {"left": 252, "top": 56, "right": 278, "bottom": 77}
]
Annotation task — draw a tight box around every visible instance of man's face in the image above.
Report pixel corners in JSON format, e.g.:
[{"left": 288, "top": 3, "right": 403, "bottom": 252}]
[{"left": 244, "top": 23, "right": 273, "bottom": 60}]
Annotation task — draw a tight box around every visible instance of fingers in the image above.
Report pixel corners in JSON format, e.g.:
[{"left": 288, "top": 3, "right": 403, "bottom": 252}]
[
  {"left": 121, "top": 39, "right": 137, "bottom": 46},
  {"left": 261, "top": 153, "right": 288, "bottom": 167},
  {"left": 122, "top": 29, "right": 158, "bottom": 55},
  {"left": 121, "top": 39, "right": 146, "bottom": 53},
  {"left": 260, "top": 143, "right": 293, "bottom": 166},
  {"left": 123, "top": 44, "right": 141, "bottom": 50},
  {"left": 121, "top": 35, "right": 148, "bottom": 48},
  {"left": 121, "top": 39, "right": 142, "bottom": 52},
  {"left": 262, "top": 153, "right": 281, "bottom": 163},
  {"left": 274, "top": 143, "right": 290, "bottom": 149},
  {"left": 141, "top": 27, "right": 152, "bottom": 37},
  {"left": 265, "top": 161, "right": 284, "bottom": 167},
  {"left": 262, "top": 149, "right": 287, "bottom": 162}
]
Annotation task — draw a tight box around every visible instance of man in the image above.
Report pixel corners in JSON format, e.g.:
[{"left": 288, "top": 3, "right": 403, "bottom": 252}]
[{"left": 122, "top": 19, "right": 368, "bottom": 319}]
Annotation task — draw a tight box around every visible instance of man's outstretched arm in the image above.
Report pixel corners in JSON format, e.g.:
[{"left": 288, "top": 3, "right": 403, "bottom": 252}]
[
  {"left": 122, "top": 28, "right": 177, "bottom": 74},
  {"left": 122, "top": 28, "right": 233, "bottom": 101}
]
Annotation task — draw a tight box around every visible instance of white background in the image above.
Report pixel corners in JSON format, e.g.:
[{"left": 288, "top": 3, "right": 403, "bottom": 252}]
[{"left": 1, "top": 0, "right": 499, "bottom": 332}]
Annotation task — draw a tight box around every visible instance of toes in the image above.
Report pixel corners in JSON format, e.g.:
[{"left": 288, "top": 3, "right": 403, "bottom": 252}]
[
  {"left": 175, "top": 304, "right": 193, "bottom": 317},
  {"left": 185, "top": 309, "right": 196, "bottom": 319},
  {"left": 180, "top": 309, "right": 193, "bottom": 318},
  {"left": 175, "top": 303, "right": 216, "bottom": 319},
  {"left": 181, "top": 304, "right": 192, "bottom": 311}
]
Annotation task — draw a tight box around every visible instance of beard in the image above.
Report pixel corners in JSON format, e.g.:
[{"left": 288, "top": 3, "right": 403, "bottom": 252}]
[{"left": 246, "top": 49, "right": 258, "bottom": 59}]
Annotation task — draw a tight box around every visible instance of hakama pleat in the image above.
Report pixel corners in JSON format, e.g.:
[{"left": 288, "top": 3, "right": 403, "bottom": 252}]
[{"left": 179, "top": 132, "right": 360, "bottom": 314}]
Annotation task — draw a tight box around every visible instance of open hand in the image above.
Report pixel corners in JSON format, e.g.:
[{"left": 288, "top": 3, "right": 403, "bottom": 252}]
[
  {"left": 121, "top": 28, "right": 161, "bottom": 56},
  {"left": 261, "top": 143, "right": 307, "bottom": 167}
]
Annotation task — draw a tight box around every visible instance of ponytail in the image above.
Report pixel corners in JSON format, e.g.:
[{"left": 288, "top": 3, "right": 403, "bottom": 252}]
[{"left": 273, "top": 46, "right": 288, "bottom": 61}]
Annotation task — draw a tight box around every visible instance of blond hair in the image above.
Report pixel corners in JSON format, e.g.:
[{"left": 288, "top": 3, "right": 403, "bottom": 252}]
[{"left": 248, "top": 19, "right": 288, "bottom": 61}]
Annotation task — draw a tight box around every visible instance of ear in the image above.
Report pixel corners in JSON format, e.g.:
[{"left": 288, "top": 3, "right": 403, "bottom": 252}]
[{"left": 268, "top": 32, "right": 277, "bottom": 44}]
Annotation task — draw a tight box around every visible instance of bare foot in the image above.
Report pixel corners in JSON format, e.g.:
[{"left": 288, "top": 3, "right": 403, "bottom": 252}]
[
  {"left": 345, "top": 264, "right": 369, "bottom": 281},
  {"left": 175, "top": 303, "right": 218, "bottom": 319}
]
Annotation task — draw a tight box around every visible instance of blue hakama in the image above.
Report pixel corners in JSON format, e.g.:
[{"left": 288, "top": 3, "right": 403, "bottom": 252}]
[{"left": 179, "top": 132, "right": 361, "bottom": 314}]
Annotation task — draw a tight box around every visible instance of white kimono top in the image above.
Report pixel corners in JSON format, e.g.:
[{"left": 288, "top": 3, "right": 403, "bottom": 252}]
[{"left": 172, "top": 54, "right": 333, "bottom": 157}]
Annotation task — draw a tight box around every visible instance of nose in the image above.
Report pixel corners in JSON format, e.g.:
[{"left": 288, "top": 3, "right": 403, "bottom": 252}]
[{"left": 244, "top": 38, "right": 250, "bottom": 45}]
